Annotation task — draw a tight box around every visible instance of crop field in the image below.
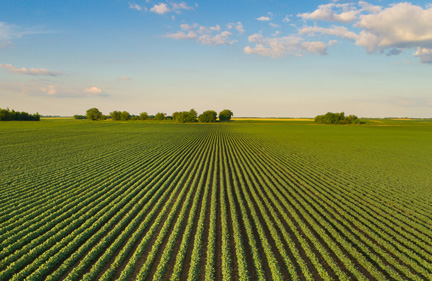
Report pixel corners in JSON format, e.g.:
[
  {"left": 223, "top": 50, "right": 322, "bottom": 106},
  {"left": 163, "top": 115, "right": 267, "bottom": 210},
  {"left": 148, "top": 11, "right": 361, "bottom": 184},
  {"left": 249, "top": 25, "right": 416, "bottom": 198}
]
[{"left": 1, "top": 119, "right": 432, "bottom": 280}]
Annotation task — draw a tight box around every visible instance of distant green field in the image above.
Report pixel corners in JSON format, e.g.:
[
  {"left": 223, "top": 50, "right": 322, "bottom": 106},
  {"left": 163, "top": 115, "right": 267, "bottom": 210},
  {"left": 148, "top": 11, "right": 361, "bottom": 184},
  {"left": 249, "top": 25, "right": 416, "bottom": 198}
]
[{"left": 1, "top": 119, "right": 431, "bottom": 280}]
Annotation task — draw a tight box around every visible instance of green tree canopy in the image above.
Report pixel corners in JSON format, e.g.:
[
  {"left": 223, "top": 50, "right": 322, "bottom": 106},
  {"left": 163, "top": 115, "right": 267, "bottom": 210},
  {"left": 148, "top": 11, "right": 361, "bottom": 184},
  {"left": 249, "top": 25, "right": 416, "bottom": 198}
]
[
  {"left": 121, "top": 111, "right": 130, "bottom": 121},
  {"left": 314, "top": 112, "right": 360, "bottom": 124},
  {"left": 86, "top": 108, "right": 102, "bottom": 121},
  {"left": 140, "top": 112, "right": 149, "bottom": 120},
  {"left": 0, "top": 108, "right": 40, "bottom": 121},
  {"left": 199, "top": 110, "right": 217, "bottom": 123},
  {"left": 173, "top": 109, "right": 198, "bottom": 123},
  {"left": 219, "top": 109, "right": 233, "bottom": 121},
  {"left": 110, "top": 111, "right": 121, "bottom": 121},
  {"left": 153, "top": 112, "right": 166, "bottom": 120}
]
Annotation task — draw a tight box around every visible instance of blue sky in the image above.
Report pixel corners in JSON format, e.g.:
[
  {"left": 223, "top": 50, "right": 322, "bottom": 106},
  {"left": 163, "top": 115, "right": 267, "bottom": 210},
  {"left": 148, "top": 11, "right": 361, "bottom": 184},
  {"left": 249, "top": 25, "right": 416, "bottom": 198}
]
[{"left": 1, "top": 0, "right": 431, "bottom": 117}]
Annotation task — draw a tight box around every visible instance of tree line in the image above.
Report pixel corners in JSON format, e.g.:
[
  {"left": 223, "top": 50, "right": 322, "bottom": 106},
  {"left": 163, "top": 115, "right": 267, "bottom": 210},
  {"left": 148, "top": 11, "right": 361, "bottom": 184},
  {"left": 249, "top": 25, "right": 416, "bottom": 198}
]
[
  {"left": 82, "top": 108, "right": 233, "bottom": 123},
  {"left": 314, "top": 112, "right": 360, "bottom": 124},
  {"left": 0, "top": 108, "right": 40, "bottom": 121}
]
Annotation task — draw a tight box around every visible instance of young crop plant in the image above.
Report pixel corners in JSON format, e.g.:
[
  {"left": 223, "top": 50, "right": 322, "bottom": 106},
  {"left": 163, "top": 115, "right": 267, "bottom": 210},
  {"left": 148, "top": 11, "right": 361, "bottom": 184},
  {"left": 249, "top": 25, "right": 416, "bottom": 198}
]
[{"left": 1, "top": 119, "right": 431, "bottom": 280}]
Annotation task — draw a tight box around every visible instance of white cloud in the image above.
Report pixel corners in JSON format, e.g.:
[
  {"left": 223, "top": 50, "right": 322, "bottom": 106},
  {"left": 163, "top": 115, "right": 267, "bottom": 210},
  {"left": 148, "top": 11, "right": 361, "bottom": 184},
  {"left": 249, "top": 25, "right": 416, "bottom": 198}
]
[
  {"left": 0, "top": 63, "right": 62, "bottom": 76},
  {"left": 328, "top": 40, "right": 338, "bottom": 46},
  {"left": 198, "top": 31, "right": 234, "bottom": 45},
  {"left": 298, "top": 3, "right": 358, "bottom": 23},
  {"left": 257, "top": 16, "right": 270, "bottom": 21},
  {"left": 150, "top": 2, "right": 193, "bottom": 15},
  {"left": 269, "top": 23, "right": 280, "bottom": 28},
  {"left": 358, "top": 1, "right": 381, "bottom": 14},
  {"left": 180, "top": 23, "right": 198, "bottom": 31},
  {"left": 244, "top": 33, "right": 327, "bottom": 58},
  {"left": 119, "top": 76, "right": 131, "bottom": 80},
  {"left": 172, "top": 2, "right": 193, "bottom": 11},
  {"left": 84, "top": 86, "right": 103, "bottom": 95},
  {"left": 129, "top": 3, "right": 143, "bottom": 11},
  {"left": 236, "top": 22, "right": 245, "bottom": 34},
  {"left": 39, "top": 85, "right": 56, "bottom": 95},
  {"left": 301, "top": 41, "right": 327, "bottom": 55},
  {"left": 355, "top": 3, "right": 432, "bottom": 55},
  {"left": 165, "top": 30, "right": 198, "bottom": 40},
  {"left": 283, "top": 15, "right": 291, "bottom": 22},
  {"left": 150, "top": 3, "right": 170, "bottom": 14},
  {"left": 298, "top": 25, "right": 359, "bottom": 40},
  {"left": 209, "top": 25, "right": 221, "bottom": 32},
  {"left": 166, "top": 23, "right": 236, "bottom": 45},
  {"left": 414, "top": 48, "right": 432, "bottom": 63},
  {"left": 227, "top": 22, "right": 245, "bottom": 34}
]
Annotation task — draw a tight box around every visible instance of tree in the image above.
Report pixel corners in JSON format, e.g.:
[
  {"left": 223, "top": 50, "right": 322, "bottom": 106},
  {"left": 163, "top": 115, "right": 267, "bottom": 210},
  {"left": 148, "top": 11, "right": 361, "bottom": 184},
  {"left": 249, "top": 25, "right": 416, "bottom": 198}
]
[
  {"left": 173, "top": 109, "right": 198, "bottom": 123},
  {"left": 140, "top": 112, "right": 149, "bottom": 120},
  {"left": 0, "top": 108, "right": 40, "bottom": 121},
  {"left": 153, "top": 112, "right": 166, "bottom": 120},
  {"left": 86, "top": 108, "right": 102, "bottom": 121},
  {"left": 199, "top": 110, "right": 217, "bottom": 123},
  {"left": 314, "top": 112, "right": 360, "bottom": 124},
  {"left": 219, "top": 109, "right": 233, "bottom": 121},
  {"left": 110, "top": 111, "right": 121, "bottom": 121},
  {"left": 121, "top": 111, "right": 130, "bottom": 121},
  {"left": 188, "top": 109, "right": 198, "bottom": 121}
]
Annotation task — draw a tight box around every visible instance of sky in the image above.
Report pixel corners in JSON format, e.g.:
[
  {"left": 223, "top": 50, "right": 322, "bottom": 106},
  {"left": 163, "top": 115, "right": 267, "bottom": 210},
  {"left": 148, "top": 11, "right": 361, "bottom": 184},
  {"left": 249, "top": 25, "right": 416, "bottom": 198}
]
[{"left": 1, "top": 0, "right": 431, "bottom": 117}]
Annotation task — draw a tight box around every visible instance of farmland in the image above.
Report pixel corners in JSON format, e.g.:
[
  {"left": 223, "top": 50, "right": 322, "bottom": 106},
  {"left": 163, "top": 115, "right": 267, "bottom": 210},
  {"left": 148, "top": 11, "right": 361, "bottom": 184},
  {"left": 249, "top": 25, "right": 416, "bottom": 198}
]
[{"left": 1, "top": 119, "right": 432, "bottom": 280}]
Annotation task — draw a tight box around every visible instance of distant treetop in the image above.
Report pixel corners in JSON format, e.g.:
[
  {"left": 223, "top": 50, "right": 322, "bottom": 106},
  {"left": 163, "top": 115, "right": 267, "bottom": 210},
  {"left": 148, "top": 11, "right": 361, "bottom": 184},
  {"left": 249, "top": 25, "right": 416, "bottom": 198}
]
[
  {"left": 86, "top": 108, "right": 103, "bottom": 121},
  {"left": 0, "top": 108, "right": 40, "bottom": 121},
  {"left": 172, "top": 109, "right": 197, "bottom": 123},
  {"left": 219, "top": 109, "right": 233, "bottom": 122},
  {"left": 199, "top": 110, "right": 217, "bottom": 123},
  {"left": 314, "top": 112, "right": 360, "bottom": 124}
]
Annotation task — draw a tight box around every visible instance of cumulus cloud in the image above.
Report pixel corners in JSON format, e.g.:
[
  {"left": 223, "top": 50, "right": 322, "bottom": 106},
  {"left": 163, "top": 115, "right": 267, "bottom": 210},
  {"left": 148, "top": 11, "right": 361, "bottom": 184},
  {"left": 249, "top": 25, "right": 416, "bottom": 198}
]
[
  {"left": 236, "top": 22, "right": 245, "bottom": 34},
  {"left": 0, "top": 63, "right": 62, "bottom": 76},
  {"left": 198, "top": 31, "right": 233, "bottom": 45},
  {"left": 129, "top": 3, "right": 143, "bottom": 11},
  {"left": 84, "top": 86, "right": 103, "bottom": 95},
  {"left": 244, "top": 33, "right": 327, "bottom": 57},
  {"left": 209, "top": 25, "right": 221, "bottom": 32},
  {"left": 358, "top": 1, "right": 381, "bottom": 14},
  {"left": 355, "top": 3, "right": 432, "bottom": 54},
  {"left": 414, "top": 48, "right": 432, "bottom": 63},
  {"left": 283, "top": 15, "right": 291, "bottom": 23},
  {"left": 150, "top": 2, "right": 193, "bottom": 15},
  {"left": 298, "top": 3, "right": 358, "bottom": 23},
  {"left": 40, "top": 85, "right": 56, "bottom": 95},
  {"left": 257, "top": 16, "right": 270, "bottom": 21},
  {"left": 171, "top": 2, "right": 193, "bottom": 12},
  {"left": 165, "top": 30, "right": 198, "bottom": 40},
  {"left": 226, "top": 22, "right": 245, "bottom": 34},
  {"left": 150, "top": 3, "right": 170, "bottom": 14},
  {"left": 328, "top": 40, "right": 338, "bottom": 46},
  {"left": 180, "top": 23, "right": 198, "bottom": 31},
  {"left": 301, "top": 41, "right": 327, "bottom": 55},
  {"left": 269, "top": 23, "right": 280, "bottom": 28},
  {"left": 166, "top": 23, "right": 236, "bottom": 45},
  {"left": 298, "top": 25, "right": 359, "bottom": 40}
]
